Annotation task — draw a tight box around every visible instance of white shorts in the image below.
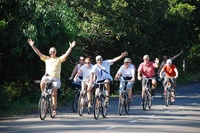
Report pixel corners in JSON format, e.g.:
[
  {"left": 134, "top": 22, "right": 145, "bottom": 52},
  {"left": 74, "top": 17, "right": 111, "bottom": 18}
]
[{"left": 41, "top": 75, "right": 61, "bottom": 88}]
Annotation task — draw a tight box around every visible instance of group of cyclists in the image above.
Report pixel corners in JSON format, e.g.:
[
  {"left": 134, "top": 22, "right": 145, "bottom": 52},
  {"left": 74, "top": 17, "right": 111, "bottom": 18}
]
[{"left": 27, "top": 38, "right": 183, "bottom": 116}]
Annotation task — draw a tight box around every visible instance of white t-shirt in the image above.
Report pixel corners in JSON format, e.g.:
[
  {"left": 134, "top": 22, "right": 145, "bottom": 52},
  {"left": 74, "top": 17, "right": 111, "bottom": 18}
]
[
  {"left": 90, "top": 60, "right": 113, "bottom": 81},
  {"left": 78, "top": 64, "right": 83, "bottom": 77},
  {"left": 80, "top": 64, "right": 94, "bottom": 81},
  {"left": 117, "top": 64, "right": 135, "bottom": 77}
]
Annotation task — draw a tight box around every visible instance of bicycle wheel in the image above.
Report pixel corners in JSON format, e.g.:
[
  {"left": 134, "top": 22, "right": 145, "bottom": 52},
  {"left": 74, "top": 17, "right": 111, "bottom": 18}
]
[
  {"left": 49, "top": 96, "right": 55, "bottom": 118},
  {"left": 38, "top": 96, "right": 47, "bottom": 120},
  {"left": 78, "top": 94, "right": 84, "bottom": 116},
  {"left": 102, "top": 95, "right": 108, "bottom": 118},
  {"left": 94, "top": 96, "right": 100, "bottom": 120},
  {"left": 165, "top": 89, "right": 170, "bottom": 107},
  {"left": 125, "top": 95, "right": 130, "bottom": 114},
  {"left": 148, "top": 92, "right": 152, "bottom": 109},
  {"left": 118, "top": 96, "right": 123, "bottom": 116},
  {"left": 72, "top": 90, "right": 79, "bottom": 113},
  {"left": 142, "top": 92, "right": 148, "bottom": 110}
]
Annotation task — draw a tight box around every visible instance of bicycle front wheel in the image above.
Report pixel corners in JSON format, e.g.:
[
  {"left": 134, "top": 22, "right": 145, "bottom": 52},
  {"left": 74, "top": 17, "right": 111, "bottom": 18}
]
[
  {"left": 102, "top": 96, "right": 108, "bottom": 118},
  {"left": 142, "top": 92, "right": 148, "bottom": 110},
  {"left": 48, "top": 96, "right": 55, "bottom": 118},
  {"left": 78, "top": 94, "right": 84, "bottom": 116},
  {"left": 125, "top": 96, "right": 130, "bottom": 114},
  {"left": 148, "top": 92, "right": 152, "bottom": 109},
  {"left": 118, "top": 96, "right": 123, "bottom": 116},
  {"left": 165, "top": 90, "right": 170, "bottom": 107},
  {"left": 72, "top": 90, "right": 79, "bottom": 113},
  {"left": 38, "top": 96, "right": 47, "bottom": 120},
  {"left": 94, "top": 96, "right": 100, "bottom": 120}
]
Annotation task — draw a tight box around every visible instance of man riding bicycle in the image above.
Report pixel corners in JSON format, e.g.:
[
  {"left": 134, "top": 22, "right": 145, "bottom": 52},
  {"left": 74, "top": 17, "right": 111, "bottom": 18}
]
[
  {"left": 74, "top": 58, "right": 94, "bottom": 108},
  {"left": 27, "top": 38, "right": 75, "bottom": 116},
  {"left": 88, "top": 52, "right": 128, "bottom": 104},
  {"left": 137, "top": 55, "right": 159, "bottom": 98},
  {"left": 159, "top": 59, "right": 178, "bottom": 102}
]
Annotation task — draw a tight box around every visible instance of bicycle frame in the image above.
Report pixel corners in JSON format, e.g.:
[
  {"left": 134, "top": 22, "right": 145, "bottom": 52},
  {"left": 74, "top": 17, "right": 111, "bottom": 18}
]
[{"left": 164, "top": 77, "right": 174, "bottom": 107}]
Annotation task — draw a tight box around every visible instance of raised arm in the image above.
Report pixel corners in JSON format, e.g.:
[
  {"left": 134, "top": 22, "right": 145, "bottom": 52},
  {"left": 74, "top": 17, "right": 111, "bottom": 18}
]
[
  {"left": 171, "top": 49, "right": 183, "bottom": 60},
  {"left": 110, "top": 51, "right": 128, "bottom": 63},
  {"left": 27, "top": 38, "right": 44, "bottom": 58},
  {"left": 62, "top": 41, "right": 76, "bottom": 60}
]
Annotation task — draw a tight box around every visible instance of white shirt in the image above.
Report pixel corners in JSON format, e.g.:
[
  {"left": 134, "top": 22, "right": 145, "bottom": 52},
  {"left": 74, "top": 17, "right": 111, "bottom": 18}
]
[
  {"left": 117, "top": 64, "right": 135, "bottom": 77},
  {"left": 80, "top": 64, "right": 94, "bottom": 81},
  {"left": 90, "top": 60, "right": 113, "bottom": 81},
  {"left": 78, "top": 64, "right": 83, "bottom": 77}
]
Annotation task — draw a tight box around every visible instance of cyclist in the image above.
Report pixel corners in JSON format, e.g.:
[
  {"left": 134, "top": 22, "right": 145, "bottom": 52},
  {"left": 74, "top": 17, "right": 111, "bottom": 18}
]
[
  {"left": 114, "top": 58, "right": 135, "bottom": 102},
  {"left": 159, "top": 59, "right": 178, "bottom": 102},
  {"left": 157, "top": 49, "right": 183, "bottom": 76},
  {"left": 74, "top": 58, "right": 94, "bottom": 108},
  {"left": 88, "top": 51, "right": 128, "bottom": 104},
  {"left": 27, "top": 38, "right": 75, "bottom": 116},
  {"left": 137, "top": 55, "right": 159, "bottom": 98},
  {"left": 69, "top": 56, "right": 85, "bottom": 80}
]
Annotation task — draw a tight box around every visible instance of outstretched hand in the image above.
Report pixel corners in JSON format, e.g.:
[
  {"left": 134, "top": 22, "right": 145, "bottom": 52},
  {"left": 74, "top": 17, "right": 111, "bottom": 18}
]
[
  {"left": 154, "top": 58, "right": 159, "bottom": 64},
  {"left": 121, "top": 51, "right": 128, "bottom": 57},
  {"left": 27, "top": 38, "right": 34, "bottom": 46},
  {"left": 69, "top": 41, "right": 76, "bottom": 48}
]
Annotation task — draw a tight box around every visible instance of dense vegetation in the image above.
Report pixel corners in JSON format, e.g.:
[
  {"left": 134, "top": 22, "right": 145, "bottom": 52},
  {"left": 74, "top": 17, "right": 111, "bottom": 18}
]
[{"left": 0, "top": 0, "right": 199, "bottom": 116}]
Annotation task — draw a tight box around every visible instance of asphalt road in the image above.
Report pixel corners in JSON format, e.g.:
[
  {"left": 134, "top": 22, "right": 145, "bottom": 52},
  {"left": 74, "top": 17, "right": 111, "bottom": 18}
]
[{"left": 0, "top": 82, "right": 200, "bottom": 133}]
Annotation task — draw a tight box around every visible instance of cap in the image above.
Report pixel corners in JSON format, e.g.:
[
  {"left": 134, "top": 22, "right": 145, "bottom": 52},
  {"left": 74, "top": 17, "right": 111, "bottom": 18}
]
[
  {"left": 166, "top": 59, "right": 172, "bottom": 64},
  {"left": 96, "top": 55, "right": 102, "bottom": 61},
  {"left": 124, "top": 58, "right": 132, "bottom": 63}
]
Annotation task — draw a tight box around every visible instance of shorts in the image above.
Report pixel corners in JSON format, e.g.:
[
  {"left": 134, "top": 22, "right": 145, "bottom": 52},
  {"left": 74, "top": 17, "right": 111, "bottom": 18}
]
[{"left": 41, "top": 75, "right": 61, "bottom": 88}]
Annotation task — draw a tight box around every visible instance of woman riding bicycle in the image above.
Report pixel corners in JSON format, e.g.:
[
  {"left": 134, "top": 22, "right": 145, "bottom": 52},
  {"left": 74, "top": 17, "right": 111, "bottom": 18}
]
[
  {"left": 114, "top": 58, "right": 135, "bottom": 102},
  {"left": 159, "top": 59, "right": 178, "bottom": 102},
  {"left": 74, "top": 58, "right": 94, "bottom": 108}
]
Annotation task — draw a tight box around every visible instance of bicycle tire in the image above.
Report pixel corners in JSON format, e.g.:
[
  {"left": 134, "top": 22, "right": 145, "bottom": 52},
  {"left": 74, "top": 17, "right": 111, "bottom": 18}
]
[
  {"left": 72, "top": 90, "right": 79, "bottom": 113},
  {"left": 102, "top": 95, "right": 108, "bottom": 118},
  {"left": 165, "top": 89, "right": 170, "bottom": 107},
  {"left": 118, "top": 96, "right": 123, "bottom": 115},
  {"left": 49, "top": 96, "right": 55, "bottom": 118},
  {"left": 38, "top": 96, "right": 47, "bottom": 120},
  {"left": 78, "top": 94, "right": 84, "bottom": 116},
  {"left": 142, "top": 92, "right": 148, "bottom": 110},
  {"left": 148, "top": 92, "right": 152, "bottom": 109},
  {"left": 94, "top": 96, "right": 100, "bottom": 120},
  {"left": 125, "top": 95, "right": 130, "bottom": 114}
]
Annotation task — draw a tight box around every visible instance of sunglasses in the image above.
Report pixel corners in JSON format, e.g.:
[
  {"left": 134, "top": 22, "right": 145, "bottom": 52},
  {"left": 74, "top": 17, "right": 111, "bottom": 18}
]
[
  {"left": 85, "top": 62, "right": 91, "bottom": 64},
  {"left": 50, "top": 51, "right": 56, "bottom": 53}
]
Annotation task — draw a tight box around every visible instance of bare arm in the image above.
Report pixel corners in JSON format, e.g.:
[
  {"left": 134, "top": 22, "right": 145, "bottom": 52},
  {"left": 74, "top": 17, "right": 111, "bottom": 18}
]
[
  {"left": 69, "top": 64, "right": 78, "bottom": 80},
  {"left": 110, "top": 51, "right": 128, "bottom": 63},
  {"left": 27, "top": 39, "right": 44, "bottom": 58},
  {"left": 62, "top": 41, "right": 76, "bottom": 60},
  {"left": 74, "top": 69, "right": 83, "bottom": 81},
  {"left": 174, "top": 68, "right": 178, "bottom": 78},
  {"left": 171, "top": 49, "right": 183, "bottom": 60},
  {"left": 157, "top": 61, "right": 165, "bottom": 75}
]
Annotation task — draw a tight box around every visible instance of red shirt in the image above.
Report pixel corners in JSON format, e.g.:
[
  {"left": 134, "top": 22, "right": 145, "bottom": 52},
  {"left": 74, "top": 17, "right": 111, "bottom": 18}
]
[
  {"left": 137, "top": 62, "right": 157, "bottom": 78},
  {"left": 163, "top": 64, "right": 177, "bottom": 77}
]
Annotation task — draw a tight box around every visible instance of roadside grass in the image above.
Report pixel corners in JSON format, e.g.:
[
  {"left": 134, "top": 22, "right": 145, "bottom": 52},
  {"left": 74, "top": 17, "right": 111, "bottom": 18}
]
[{"left": 1, "top": 71, "right": 200, "bottom": 118}]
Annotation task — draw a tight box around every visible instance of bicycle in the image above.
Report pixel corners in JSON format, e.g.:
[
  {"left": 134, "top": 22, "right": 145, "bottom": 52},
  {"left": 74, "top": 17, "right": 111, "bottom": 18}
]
[
  {"left": 117, "top": 77, "right": 134, "bottom": 115},
  {"left": 163, "top": 77, "right": 175, "bottom": 107},
  {"left": 93, "top": 81, "right": 110, "bottom": 120},
  {"left": 78, "top": 84, "right": 94, "bottom": 116},
  {"left": 35, "top": 79, "right": 55, "bottom": 120},
  {"left": 71, "top": 81, "right": 81, "bottom": 113},
  {"left": 141, "top": 77, "right": 154, "bottom": 110}
]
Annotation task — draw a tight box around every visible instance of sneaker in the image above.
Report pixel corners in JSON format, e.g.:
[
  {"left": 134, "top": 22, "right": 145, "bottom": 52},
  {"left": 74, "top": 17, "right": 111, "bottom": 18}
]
[
  {"left": 88, "top": 102, "right": 92, "bottom": 108},
  {"left": 171, "top": 97, "right": 175, "bottom": 102},
  {"left": 52, "top": 110, "right": 57, "bottom": 116}
]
